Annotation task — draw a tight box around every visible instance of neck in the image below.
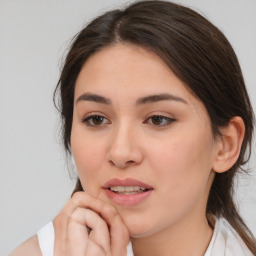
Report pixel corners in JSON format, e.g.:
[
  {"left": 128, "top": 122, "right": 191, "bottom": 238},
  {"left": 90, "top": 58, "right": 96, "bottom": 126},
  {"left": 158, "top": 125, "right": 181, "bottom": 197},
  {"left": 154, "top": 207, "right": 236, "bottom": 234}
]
[{"left": 131, "top": 213, "right": 213, "bottom": 256}]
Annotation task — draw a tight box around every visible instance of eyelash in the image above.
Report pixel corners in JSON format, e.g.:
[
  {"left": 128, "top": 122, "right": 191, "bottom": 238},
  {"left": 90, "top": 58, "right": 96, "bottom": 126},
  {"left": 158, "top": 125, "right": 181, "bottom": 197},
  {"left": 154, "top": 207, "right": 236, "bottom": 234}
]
[
  {"left": 82, "top": 114, "right": 110, "bottom": 127},
  {"left": 82, "top": 114, "right": 176, "bottom": 127},
  {"left": 144, "top": 115, "right": 176, "bottom": 126}
]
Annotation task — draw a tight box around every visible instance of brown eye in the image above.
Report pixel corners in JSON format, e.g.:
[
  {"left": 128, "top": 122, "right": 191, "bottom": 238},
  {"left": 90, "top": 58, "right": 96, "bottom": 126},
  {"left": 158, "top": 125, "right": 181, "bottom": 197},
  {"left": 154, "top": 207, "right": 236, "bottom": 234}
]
[
  {"left": 151, "top": 116, "right": 164, "bottom": 125},
  {"left": 146, "top": 115, "right": 176, "bottom": 127},
  {"left": 82, "top": 115, "right": 109, "bottom": 126}
]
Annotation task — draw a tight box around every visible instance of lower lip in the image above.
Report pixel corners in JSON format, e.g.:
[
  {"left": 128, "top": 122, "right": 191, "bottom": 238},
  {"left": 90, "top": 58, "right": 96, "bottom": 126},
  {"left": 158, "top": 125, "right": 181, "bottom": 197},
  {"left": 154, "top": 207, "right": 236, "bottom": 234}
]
[{"left": 104, "top": 189, "right": 153, "bottom": 206}]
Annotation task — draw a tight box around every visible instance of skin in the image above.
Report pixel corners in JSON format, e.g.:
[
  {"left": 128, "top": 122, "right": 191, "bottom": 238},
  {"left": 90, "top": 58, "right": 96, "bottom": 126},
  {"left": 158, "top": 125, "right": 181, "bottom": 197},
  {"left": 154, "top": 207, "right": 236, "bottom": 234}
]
[
  {"left": 10, "top": 43, "right": 245, "bottom": 256},
  {"left": 69, "top": 43, "right": 222, "bottom": 255}
]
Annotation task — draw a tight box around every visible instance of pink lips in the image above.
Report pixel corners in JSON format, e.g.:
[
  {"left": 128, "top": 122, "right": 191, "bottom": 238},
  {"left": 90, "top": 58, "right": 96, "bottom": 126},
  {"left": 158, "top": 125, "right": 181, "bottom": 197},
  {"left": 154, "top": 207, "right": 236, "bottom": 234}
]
[
  {"left": 103, "top": 178, "right": 153, "bottom": 206},
  {"left": 103, "top": 178, "right": 153, "bottom": 189}
]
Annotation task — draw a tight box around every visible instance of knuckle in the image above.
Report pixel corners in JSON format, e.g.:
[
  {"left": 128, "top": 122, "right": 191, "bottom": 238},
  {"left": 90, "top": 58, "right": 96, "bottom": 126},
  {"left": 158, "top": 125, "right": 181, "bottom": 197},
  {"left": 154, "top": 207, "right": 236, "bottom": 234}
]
[
  {"left": 70, "top": 208, "right": 80, "bottom": 222},
  {"left": 72, "top": 191, "right": 85, "bottom": 205},
  {"left": 102, "top": 203, "right": 117, "bottom": 218},
  {"left": 72, "top": 191, "right": 83, "bottom": 200},
  {"left": 54, "top": 212, "right": 67, "bottom": 227},
  {"left": 98, "top": 218, "right": 108, "bottom": 229}
]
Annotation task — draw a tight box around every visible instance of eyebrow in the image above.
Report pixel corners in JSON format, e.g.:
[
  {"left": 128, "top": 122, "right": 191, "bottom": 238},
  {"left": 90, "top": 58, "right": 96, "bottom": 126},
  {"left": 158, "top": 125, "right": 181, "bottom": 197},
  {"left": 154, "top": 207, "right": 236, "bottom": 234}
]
[
  {"left": 76, "top": 93, "right": 111, "bottom": 104},
  {"left": 76, "top": 92, "right": 188, "bottom": 105},
  {"left": 136, "top": 93, "right": 188, "bottom": 106}
]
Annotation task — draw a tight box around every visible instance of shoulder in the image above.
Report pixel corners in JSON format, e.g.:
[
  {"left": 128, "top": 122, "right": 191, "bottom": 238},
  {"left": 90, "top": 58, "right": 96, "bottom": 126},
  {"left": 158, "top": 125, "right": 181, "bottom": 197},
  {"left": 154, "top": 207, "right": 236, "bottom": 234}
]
[{"left": 9, "top": 235, "right": 42, "bottom": 256}]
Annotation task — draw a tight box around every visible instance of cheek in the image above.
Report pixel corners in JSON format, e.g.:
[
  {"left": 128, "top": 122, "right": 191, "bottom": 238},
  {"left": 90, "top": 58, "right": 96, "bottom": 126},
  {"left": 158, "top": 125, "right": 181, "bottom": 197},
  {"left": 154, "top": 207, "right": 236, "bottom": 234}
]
[
  {"left": 148, "top": 130, "right": 214, "bottom": 207},
  {"left": 150, "top": 139, "right": 203, "bottom": 178},
  {"left": 71, "top": 129, "right": 106, "bottom": 190},
  {"left": 153, "top": 126, "right": 214, "bottom": 177},
  {"left": 126, "top": 136, "right": 214, "bottom": 236}
]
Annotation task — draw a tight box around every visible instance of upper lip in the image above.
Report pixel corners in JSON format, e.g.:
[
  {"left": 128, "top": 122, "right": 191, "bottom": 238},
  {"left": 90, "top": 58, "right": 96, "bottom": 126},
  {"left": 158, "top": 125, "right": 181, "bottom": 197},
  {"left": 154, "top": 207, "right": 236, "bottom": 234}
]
[{"left": 103, "top": 178, "right": 153, "bottom": 189}]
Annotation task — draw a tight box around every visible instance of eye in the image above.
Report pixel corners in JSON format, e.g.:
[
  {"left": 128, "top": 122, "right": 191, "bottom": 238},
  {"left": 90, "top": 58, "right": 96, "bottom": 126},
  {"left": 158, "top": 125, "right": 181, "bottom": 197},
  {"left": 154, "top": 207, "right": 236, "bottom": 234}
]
[
  {"left": 82, "top": 115, "right": 110, "bottom": 127},
  {"left": 145, "top": 115, "right": 176, "bottom": 127}
]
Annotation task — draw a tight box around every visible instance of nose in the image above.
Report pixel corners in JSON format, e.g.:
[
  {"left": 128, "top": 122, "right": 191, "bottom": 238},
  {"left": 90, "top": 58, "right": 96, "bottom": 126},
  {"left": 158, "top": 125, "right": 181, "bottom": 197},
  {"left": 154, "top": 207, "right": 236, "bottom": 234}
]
[{"left": 107, "top": 123, "right": 143, "bottom": 169}]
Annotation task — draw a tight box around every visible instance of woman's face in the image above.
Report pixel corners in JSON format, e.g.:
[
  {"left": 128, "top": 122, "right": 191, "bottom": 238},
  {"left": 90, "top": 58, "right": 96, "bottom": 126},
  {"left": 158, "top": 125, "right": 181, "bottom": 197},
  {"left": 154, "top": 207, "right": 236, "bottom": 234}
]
[{"left": 71, "top": 43, "right": 219, "bottom": 238}]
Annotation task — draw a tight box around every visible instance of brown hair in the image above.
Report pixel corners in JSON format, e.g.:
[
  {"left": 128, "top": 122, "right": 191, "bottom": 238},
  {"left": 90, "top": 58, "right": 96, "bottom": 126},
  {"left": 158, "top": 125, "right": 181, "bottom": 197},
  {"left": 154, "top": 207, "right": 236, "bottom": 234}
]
[{"left": 54, "top": 0, "right": 256, "bottom": 253}]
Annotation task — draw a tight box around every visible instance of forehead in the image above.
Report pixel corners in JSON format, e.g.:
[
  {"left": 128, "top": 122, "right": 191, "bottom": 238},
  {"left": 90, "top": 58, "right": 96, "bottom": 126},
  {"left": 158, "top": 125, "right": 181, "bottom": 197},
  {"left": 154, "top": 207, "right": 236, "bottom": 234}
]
[
  {"left": 76, "top": 44, "right": 188, "bottom": 96},
  {"left": 74, "top": 43, "right": 207, "bottom": 114}
]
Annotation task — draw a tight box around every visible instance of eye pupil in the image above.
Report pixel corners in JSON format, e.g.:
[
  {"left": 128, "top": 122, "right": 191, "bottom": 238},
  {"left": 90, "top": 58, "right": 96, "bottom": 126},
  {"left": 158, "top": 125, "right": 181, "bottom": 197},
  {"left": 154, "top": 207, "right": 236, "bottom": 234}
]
[
  {"left": 152, "top": 116, "right": 163, "bottom": 125},
  {"left": 93, "top": 116, "right": 104, "bottom": 125}
]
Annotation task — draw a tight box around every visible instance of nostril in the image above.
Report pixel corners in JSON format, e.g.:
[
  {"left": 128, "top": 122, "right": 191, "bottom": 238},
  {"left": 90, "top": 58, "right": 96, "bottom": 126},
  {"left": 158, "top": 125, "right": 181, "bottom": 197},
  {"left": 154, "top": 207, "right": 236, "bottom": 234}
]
[
  {"left": 108, "top": 159, "right": 135, "bottom": 169},
  {"left": 108, "top": 160, "right": 115, "bottom": 166},
  {"left": 126, "top": 161, "right": 138, "bottom": 168}
]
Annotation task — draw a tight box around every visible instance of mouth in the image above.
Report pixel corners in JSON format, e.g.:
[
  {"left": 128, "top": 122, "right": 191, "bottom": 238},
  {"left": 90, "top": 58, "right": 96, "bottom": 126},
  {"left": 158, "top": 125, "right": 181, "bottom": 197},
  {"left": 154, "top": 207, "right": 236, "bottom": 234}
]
[
  {"left": 108, "top": 186, "right": 151, "bottom": 195},
  {"left": 103, "top": 178, "right": 153, "bottom": 206}
]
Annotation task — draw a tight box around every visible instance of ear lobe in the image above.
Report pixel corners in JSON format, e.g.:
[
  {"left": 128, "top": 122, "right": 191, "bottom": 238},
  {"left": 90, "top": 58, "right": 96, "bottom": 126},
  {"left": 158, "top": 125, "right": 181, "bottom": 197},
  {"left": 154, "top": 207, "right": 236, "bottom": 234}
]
[{"left": 212, "top": 116, "right": 245, "bottom": 173}]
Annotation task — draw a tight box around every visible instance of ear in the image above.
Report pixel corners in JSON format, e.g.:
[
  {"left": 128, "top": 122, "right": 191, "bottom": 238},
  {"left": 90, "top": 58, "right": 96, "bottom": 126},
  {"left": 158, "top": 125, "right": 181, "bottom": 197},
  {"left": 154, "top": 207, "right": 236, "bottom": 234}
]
[{"left": 212, "top": 116, "right": 245, "bottom": 173}]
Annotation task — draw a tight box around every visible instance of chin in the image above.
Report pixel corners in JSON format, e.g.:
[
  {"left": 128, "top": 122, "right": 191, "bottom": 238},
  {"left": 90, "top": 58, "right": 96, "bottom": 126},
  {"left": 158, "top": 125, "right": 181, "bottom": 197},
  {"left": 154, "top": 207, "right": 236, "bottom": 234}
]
[
  {"left": 128, "top": 224, "right": 159, "bottom": 239},
  {"left": 120, "top": 211, "right": 157, "bottom": 238}
]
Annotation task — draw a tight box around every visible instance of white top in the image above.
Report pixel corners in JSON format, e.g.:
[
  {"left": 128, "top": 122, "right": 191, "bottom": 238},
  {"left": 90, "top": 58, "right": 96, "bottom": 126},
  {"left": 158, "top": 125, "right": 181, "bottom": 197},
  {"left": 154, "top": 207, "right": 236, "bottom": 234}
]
[{"left": 37, "top": 216, "right": 253, "bottom": 256}]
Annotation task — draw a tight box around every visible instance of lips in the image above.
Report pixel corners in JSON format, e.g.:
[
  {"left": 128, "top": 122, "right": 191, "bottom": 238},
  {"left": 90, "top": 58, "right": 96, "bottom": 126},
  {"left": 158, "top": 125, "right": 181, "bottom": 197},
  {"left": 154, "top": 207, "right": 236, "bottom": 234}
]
[
  {"left": 103, "top": 178, "right": 153, "bottom": 206},
  {"left": 103, "top": 178, "right": 153, "bottom": 189}
]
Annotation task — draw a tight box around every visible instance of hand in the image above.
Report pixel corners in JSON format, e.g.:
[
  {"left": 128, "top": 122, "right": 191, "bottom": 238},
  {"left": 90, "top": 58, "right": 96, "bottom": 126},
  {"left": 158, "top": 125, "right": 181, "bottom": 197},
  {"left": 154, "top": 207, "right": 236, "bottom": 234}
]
[{"left": 53, "top": 191, "right": 130, "bottom": 256}]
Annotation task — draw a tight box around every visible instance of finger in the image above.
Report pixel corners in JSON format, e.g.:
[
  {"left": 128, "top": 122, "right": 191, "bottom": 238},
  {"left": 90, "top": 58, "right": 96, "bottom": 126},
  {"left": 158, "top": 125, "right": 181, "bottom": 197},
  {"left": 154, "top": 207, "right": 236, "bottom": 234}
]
[
  {"left": 76, "top": 198, "right": 130, "bottom": 255},
  {"left": 68, "top": 192, "right": 123, "bottom": 230},
  {"left": 53, "top": 212, "right": 69, "bottom": 255},
  {"left": 72, "top": 192, "right": 130, "bottom": 250},
  {"left": 86, "top": 239, "right": 106, "bottom": 256},
  {"left": 53, "top": 192, "right": 107, "bottom": 254},
  {"left": 68, "top": 207, "right": 110, "bottom": 254},
  {"left": 57, "top": 192, "right": 129, "bottom": 255},
  {"left": 61, "top": 192, "right": 115, "bottom": 228},
  {"left": 101, "top": 206, "right": 129, "bottom": 256},
  {"left": 71, "top": 192, "right": 130, "bottom": 254},
  {"left": 66, "top": 220, "right": 88, "bottom": 255},
  {"left": 53, "top": 192, "right": 90, "bottom": 251}
]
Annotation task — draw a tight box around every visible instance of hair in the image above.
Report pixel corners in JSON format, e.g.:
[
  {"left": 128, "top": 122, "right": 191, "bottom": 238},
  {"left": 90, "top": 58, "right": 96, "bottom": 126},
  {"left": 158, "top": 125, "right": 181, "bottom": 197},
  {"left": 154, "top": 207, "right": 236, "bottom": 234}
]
[{"left": 54, "top": 0, "right": 256, "bottom": 253}]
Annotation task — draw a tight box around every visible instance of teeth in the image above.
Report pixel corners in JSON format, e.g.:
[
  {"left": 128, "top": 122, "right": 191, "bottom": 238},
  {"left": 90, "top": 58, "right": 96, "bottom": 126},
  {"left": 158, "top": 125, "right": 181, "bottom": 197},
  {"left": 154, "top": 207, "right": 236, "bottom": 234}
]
[{"left": 109, "top": 186, "right": 147, "bottom": 193}]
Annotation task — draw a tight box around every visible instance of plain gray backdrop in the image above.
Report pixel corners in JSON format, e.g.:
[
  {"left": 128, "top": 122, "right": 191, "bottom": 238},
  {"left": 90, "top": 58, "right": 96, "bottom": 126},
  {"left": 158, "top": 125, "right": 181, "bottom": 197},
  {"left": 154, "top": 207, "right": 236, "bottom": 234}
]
[{"left": 1, "top": 0, "right": 255, "bottom": 255}]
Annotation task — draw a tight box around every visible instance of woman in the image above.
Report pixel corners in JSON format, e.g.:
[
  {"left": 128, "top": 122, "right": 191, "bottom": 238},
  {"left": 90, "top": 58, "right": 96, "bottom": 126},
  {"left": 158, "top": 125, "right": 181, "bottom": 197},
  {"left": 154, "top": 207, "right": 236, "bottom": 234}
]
[{"left": 10, "top": 0, "right": 256, "bottom": 255}]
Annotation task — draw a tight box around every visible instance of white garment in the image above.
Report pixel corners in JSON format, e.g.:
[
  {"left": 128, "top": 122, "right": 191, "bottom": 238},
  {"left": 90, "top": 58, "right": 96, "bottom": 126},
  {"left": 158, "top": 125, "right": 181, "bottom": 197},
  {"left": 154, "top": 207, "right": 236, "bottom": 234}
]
[
  {"left": 37, "top": 216, "right": 253, "bottom": 256},
  {"left": 37, "top": 221, "right": 54, "bottom": 256},
  {"left": 204, "top": 216, "right": 253, "bottom": 255}
]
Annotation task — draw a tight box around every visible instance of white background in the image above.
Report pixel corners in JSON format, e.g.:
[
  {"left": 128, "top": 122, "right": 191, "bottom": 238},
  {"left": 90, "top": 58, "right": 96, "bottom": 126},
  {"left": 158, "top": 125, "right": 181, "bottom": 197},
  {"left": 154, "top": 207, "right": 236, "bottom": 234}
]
[{"left": 0, "top": 0, "right": 255, "bottom": 255}]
